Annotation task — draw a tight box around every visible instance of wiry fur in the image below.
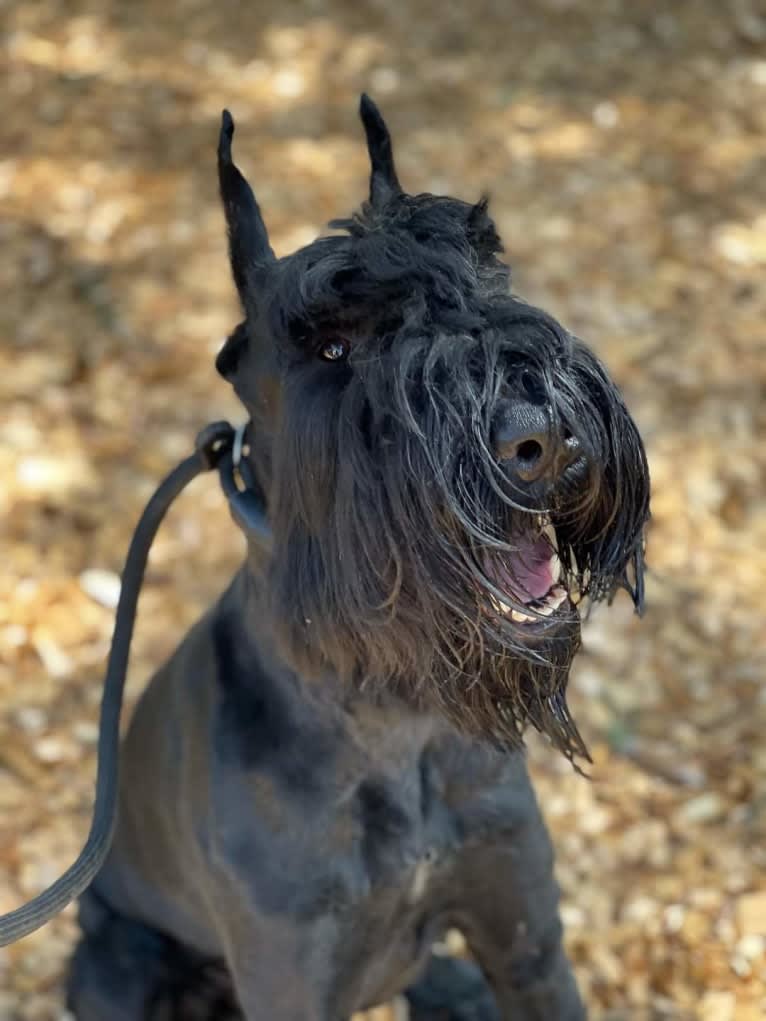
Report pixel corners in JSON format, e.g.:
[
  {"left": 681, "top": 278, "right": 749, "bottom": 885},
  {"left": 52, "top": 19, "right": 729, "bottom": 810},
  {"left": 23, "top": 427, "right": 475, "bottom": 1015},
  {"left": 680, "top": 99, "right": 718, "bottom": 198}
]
[
  {"left": 67, "top": 95, "right": 650, "bottom": 1021},
  {"left": 218, "top": 120, "right": 649, "bottom": 764}
]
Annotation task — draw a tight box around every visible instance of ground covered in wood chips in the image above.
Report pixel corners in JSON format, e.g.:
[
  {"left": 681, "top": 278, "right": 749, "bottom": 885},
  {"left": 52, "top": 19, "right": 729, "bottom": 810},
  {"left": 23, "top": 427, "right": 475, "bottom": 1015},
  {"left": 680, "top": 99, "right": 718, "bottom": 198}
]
[{"left": 1, "top": 1, "right": 765, "bottom": 1018}]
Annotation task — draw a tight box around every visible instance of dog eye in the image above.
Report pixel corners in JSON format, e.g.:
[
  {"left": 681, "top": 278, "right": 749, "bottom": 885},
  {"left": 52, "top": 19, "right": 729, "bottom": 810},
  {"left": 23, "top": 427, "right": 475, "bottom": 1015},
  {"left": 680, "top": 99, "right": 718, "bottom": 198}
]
[{"left": 319, "top": 339, "right": 348, "bottom": 362}]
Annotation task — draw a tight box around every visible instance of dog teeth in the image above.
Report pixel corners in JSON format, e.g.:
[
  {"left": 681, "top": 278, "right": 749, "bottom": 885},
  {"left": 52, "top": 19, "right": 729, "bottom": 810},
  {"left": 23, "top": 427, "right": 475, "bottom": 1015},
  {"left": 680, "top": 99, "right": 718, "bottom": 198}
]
[
  {"left": 549, "top": 551, "right": 561, "bottom": 584},
  {"left": 489, "top": 582, "right": 568, "bottom": 624},
  {"left": 542, "top": 521, "right": 558, "bottom": 549},
  {"left": 527, "top": 585, "right": 568, "bottom": 618},
  {"left": 547, "top": 585, "right": 568, "bottom": 610},
  {"left": 490, "top": 592, "right": 537, "bottom": 622},
  {"left": 541, "top": 523, "right": 561, "bottom": 583}
]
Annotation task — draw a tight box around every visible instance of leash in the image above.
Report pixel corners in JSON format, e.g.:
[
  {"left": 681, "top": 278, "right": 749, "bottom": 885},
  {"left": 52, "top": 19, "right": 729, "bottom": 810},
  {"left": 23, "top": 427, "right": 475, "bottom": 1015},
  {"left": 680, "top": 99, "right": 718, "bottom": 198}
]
[{"left": 0, "top": 420, "right": 269, "bottom": 946}]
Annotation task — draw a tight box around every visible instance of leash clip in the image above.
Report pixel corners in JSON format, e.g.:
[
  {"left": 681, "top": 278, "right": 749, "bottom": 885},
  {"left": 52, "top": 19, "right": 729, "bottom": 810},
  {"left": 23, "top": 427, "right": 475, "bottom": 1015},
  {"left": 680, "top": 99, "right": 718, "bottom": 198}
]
[
  {"left": 232, "top": 421, "right": 248, "bottom": 472},
  {"left": 218, "top": 422, "right": 272, "bottom": 547},
  {"left": 195, "top": 421, "right": 236, "bottom": 470}
]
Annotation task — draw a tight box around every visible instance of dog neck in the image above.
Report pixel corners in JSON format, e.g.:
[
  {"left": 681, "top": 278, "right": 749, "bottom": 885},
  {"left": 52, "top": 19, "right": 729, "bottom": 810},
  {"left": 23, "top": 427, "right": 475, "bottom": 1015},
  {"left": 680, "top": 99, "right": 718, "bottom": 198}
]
[{"left": 216, "top": 567, "right": 444, "bottom": 770}]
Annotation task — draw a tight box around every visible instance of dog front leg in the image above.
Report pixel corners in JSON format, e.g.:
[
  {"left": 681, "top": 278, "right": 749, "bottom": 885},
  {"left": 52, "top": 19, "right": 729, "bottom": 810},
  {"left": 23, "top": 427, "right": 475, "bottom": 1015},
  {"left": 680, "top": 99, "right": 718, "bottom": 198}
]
[
  {"left": 224, "top": 921, "right": 335, "bottom": 1021},
  {"left": 455, "top": 814, "right": 586, "bottom": 1020},
  {"left": 406, "top": 952, "right": 500, "bottom": 1021},
  {"left": 230, "top": 960, "right": 328, "bottom": 1021}
]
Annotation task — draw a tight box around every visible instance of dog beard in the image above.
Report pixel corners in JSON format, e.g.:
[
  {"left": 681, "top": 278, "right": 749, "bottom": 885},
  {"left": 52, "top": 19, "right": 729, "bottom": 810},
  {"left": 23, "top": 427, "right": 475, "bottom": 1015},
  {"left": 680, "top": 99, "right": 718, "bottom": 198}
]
[{"left": 266, "top": 316, "right": 649, "bottom": 762}]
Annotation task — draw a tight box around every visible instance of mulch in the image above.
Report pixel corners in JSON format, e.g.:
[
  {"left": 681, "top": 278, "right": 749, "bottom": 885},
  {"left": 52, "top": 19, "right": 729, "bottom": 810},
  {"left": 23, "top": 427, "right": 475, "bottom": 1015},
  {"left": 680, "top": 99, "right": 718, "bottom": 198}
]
[{"left": 1, "top": 2, "right": 764, "bottom": 1018}]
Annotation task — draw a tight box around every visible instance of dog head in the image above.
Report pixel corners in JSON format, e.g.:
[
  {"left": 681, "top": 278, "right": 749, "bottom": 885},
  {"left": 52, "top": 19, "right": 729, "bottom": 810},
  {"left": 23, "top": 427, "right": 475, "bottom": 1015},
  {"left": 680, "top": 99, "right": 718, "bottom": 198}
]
[{"left": 215, "top": 96, "right": 650, "bottom": 761}]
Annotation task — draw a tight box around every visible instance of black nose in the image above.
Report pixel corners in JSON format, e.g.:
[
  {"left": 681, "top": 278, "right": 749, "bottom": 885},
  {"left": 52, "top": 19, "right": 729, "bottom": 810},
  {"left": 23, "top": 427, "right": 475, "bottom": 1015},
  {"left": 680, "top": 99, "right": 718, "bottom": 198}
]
[{"left": 493, "top": 401, "right": 578, "bottom": 484}]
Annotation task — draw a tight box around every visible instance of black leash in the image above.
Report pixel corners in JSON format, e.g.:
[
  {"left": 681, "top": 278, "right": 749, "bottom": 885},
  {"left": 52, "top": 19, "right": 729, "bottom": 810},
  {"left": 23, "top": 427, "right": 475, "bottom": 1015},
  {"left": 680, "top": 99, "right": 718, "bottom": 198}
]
[{"left": 0, "top": 420, "right": 269, "bottom": 946}]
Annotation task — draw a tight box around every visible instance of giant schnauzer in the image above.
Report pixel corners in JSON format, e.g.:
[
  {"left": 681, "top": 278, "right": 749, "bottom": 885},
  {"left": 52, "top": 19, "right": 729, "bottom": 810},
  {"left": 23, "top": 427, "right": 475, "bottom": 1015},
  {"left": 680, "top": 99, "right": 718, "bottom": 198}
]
[{"left": 66, "top": 95, "right": 649, "bottom": 1020}]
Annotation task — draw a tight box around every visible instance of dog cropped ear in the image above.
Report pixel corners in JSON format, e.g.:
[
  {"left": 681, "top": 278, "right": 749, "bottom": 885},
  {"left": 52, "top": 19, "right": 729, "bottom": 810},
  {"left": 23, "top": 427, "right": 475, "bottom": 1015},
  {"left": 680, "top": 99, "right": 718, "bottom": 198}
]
[
  {"left": 466, "top": 196, "right": 504, "bottom": 259},
  {"left": 359, "top": 93, "right": 402, "bottom": 207},
  {"left": 216, "top": 320, "right": 249, "bottom": 381},
  {"left": 218, "top": 110, "right": 275, "bottom": 309}
]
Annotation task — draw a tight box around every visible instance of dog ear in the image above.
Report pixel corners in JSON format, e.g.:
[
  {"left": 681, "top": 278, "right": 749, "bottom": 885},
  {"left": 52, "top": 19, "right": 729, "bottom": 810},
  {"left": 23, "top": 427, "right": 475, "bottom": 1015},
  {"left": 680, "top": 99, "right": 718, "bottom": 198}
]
[
  {"left": 466, "top": 196, "right": 504, "bottom": 259},
  {"left": 359, "top": 93, "right": 402, "bottom": 206},
  {"left": 218, "top": 110, "right": 275, "bottom": 309}
]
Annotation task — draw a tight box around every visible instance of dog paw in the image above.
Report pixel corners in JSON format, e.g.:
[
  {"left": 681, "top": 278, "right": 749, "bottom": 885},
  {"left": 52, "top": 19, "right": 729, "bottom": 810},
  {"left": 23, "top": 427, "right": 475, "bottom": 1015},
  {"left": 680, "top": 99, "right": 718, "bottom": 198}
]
[{"left": 406, "top": 954, "right": 500, "bottom": 1021}]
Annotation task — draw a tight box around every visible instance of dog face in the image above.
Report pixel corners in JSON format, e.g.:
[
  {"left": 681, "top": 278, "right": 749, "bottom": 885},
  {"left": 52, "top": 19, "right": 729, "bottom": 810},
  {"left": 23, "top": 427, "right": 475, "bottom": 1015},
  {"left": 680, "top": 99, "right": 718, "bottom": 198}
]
[{"left": 216, "top": 97, "right": 650, "bottom": 761}]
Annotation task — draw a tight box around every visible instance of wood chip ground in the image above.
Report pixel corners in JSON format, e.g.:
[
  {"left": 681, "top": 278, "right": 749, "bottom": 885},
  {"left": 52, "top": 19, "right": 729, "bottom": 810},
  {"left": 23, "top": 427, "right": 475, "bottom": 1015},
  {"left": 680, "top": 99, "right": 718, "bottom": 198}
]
[{"left": 1, "top": 2, "right": 764, "bottom": 1018}]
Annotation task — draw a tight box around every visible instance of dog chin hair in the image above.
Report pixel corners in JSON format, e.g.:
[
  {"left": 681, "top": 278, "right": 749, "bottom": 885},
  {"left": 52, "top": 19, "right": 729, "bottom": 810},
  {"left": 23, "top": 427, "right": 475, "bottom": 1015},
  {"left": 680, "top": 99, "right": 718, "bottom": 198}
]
[{"left": 264, "top": 322, "right": 647, "bottom": 761}]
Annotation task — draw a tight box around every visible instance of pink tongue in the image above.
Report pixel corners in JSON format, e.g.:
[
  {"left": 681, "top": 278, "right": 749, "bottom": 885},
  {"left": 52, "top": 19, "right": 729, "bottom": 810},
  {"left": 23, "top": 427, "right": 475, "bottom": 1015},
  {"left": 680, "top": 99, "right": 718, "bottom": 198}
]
[{"left": 486, "top": 534, "right": 554, "bottom": 603}]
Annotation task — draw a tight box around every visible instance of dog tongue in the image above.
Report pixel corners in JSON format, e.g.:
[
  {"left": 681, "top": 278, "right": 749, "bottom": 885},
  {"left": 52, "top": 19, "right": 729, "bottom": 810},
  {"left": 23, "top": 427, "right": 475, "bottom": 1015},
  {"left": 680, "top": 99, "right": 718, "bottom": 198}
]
[{"left": 486, "top": 533, "right": 555, "bottom": 603}]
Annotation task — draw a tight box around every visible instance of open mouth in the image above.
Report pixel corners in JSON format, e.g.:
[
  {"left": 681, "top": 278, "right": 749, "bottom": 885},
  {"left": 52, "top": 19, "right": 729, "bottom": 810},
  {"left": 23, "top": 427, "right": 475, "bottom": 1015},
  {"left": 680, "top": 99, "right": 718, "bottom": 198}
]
[{"left": 485, "top": 522, "right": 570, "bottom": 624}]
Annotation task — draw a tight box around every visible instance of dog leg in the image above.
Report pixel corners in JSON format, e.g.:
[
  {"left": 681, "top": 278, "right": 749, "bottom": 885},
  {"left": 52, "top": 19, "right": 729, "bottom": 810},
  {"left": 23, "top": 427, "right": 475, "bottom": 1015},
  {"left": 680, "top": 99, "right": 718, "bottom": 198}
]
[
  {"left": 406, "top": 952, "right": 500, "bottom": 1021},
  {"left": 66, "top": 890, "right": 243, "bottom": 1021},
  {"left": 468, "top": 911, "right": 584, "bottom": 1021},
  {"left": 455, "top": 811, "right": 586, "bottom": 1019},
  {"left": 226, "top": 925, "right": 336, "bottom": 1021}
]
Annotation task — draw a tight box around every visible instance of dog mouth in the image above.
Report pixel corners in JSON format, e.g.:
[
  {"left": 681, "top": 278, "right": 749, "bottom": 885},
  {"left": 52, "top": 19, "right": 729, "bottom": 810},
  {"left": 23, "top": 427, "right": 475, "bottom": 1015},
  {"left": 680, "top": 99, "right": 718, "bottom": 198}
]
[{"left": 484, "top": 523, "right": 570, "bottom": 624}]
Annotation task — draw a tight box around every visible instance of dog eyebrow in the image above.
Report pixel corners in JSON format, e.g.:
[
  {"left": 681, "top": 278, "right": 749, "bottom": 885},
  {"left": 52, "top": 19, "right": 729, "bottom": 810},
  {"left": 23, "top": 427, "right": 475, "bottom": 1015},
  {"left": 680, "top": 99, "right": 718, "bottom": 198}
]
[{"left": 285, "top": 314, "right": 359, "bottom": 347}]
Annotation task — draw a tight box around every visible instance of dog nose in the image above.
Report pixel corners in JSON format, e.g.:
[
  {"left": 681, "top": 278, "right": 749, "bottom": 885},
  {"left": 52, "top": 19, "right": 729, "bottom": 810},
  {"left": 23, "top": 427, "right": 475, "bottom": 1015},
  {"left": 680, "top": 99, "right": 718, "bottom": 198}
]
[{"left": 493, "top": 402, "right": 577, "bottom": 484}]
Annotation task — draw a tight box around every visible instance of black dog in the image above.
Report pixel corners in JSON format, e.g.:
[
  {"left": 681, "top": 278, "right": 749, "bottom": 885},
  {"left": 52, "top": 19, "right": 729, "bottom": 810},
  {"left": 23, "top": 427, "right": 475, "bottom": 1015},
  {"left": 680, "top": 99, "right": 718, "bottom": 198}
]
[{"left": 66, "top": 96, "right": 649, "bottom": 1020}]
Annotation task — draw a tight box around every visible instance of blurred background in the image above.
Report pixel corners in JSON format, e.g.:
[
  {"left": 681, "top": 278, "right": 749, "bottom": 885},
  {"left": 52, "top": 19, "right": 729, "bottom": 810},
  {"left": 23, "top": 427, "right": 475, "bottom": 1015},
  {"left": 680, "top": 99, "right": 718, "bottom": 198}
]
[{"left": 1, "top": 1, "right": 765, "bottom": 1018}]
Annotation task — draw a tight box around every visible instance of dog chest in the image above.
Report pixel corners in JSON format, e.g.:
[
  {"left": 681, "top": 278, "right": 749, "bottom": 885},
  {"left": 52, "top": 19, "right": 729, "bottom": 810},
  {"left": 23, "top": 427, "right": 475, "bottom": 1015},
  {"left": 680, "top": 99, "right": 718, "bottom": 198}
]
[{"left": 208, "top": 700, "right": 530, "bottom": 924}]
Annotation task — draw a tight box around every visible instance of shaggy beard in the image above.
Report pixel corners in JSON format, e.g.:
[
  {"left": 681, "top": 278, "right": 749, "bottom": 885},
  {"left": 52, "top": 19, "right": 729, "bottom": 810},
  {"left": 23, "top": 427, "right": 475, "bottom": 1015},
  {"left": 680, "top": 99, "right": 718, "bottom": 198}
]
[{"left": 266, "top": 322, "right": 649, "bottom": 762}]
